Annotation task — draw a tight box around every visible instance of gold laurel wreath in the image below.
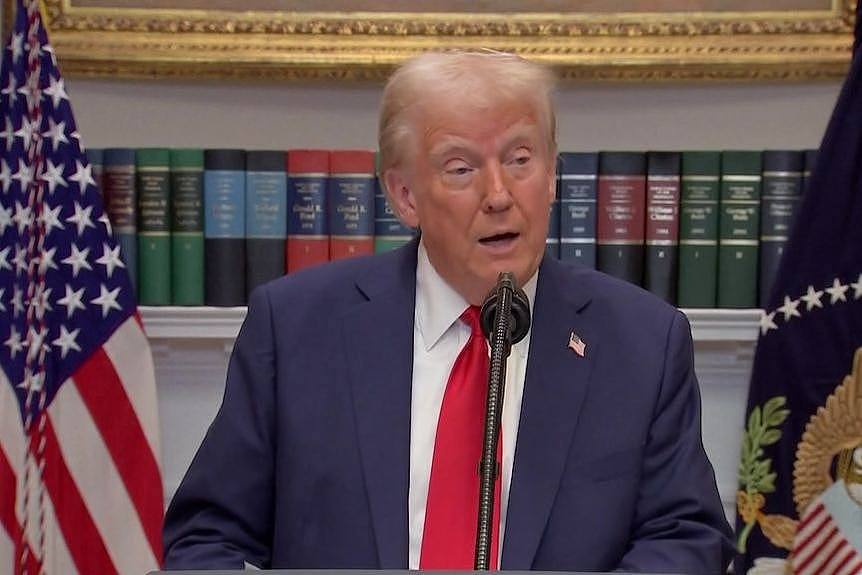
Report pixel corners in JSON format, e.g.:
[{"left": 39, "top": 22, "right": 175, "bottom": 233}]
[{"left": 793, "top": 347, "right": 862, "bottom": 515}]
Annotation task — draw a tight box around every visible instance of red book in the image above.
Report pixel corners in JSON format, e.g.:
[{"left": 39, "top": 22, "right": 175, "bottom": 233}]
[
  {"left": 597, "top": 152, "right": 647, "bottom": 286},
  {"left": 329, "top": 150, "right": 376, "bottom": 261},
  {"left": 286, "top": 150, "right": 330, "bottom": 273}
]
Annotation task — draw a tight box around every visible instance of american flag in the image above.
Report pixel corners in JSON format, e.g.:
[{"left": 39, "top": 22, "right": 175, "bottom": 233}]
[
  {"left": 0, "top": 1, "right": 163, "bottom": 574},
  {"left": 791, "top": 484, "right": 862, "bottom": 575}
]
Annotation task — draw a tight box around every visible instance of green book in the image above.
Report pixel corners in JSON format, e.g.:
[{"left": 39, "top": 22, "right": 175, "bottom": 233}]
[
  {"left": 170, "top": 149, "right": 205, "bottom": 306},
  {"left": 677, "top": 152, "right": 721, "bottom": 308},
  {"left": 137, "top": 148, "right": 172, "bottom": 305},
  {"left": 717, "top": 151, "right": 762, "bottom": 308}
]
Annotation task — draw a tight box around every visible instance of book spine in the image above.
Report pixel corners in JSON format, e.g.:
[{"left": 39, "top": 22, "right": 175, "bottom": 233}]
[
  {"left": 170, "top": 149, "right": 204, "bottom": 306},
  {"left": 204, "top": 149, "right": 246, "bottom": 306},
  {"left": 644, "top": 152, "right": 681, "bottom": 305},
  {"left": 374, "top": 151, "right": 414, "bottom": 252},
  {"left": 717, "top": 151, "right": 762, "bottom": 308},
  {"left": 286, "top": 150, "right": 330, "bottom": 273},
  {"left": 677, "top": 152, "right": 721, "bottom": 308},
  {"left": 330, "top": 150, "right": 375, "bottom": 261},
  {"left": 136, "top": 148, "right": 172, "bottom": 305},
  {"left": 559, "top": 152, "right": 598, "bottom": 268},
  {"left": 103, "top": 148, "right": 137, "bottom": 293},
  {"left": 546, "top": 173, "right": 561, "bottom": 259},
  {"left": 759, "top": 150, "right": 804, "bottom": 307},
  {"left": 597, "top": 152, "right": 646, "bottom": 285},
  {"left": 803, "top": 149, "right": 818, "bottom": 195},
  {"left": 246, "top": 150, "right": 287, "bottom": 296}
]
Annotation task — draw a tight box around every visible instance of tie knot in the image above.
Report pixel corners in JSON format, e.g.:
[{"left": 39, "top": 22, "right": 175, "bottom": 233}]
[{"left": 460, "top": 305, "right": 483, "bottom": 337}]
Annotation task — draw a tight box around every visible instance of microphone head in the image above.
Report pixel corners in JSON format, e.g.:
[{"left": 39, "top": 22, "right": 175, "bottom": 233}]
[{"left": 480, "top": 272, "right": 531, "bottom": 345}]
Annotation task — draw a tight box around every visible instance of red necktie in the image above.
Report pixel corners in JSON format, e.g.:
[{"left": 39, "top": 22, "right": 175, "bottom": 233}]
[{"left": 420, "top": 306, "right": 502, "bottom": 570}]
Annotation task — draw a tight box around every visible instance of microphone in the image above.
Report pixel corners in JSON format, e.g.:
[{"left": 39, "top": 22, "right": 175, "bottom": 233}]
[
  {"left": 473, "top": 272, "right": 531, "bottom": 570},
  {"left": 479, "top": 272, "right": 531, "bottom": 346}
]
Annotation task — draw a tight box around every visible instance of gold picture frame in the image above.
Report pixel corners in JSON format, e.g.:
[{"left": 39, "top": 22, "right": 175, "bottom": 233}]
[{"left": 13, "top": 0, "right": 859, "bottom": 81}]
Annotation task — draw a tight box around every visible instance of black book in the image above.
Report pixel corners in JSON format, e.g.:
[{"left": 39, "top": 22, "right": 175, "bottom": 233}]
[
  {"left": 644, "top": 152, "right": 681, "bottom": 304},
  {"left": 204, "top": 149, "right": 246, "bottom": 306},
  {"left": 245, "top": 151, "right": 288, "bottom": 296},
  {"left": 759, "top": 150, "right": 804, "bottom": 308}
]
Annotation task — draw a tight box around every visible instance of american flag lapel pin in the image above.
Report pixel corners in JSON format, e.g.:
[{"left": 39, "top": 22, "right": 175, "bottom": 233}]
[{"left": 568, "top": 331, "right": 586, "bottom": 357}]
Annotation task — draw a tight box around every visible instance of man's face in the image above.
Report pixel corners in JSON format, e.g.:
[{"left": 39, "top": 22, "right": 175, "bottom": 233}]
[{"left": 387, "top": 100, "right": 556, "bottom": 305}]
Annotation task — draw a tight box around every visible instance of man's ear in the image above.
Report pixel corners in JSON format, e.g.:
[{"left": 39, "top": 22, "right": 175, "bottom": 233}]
[{"left": 383, "top": 167, "right": 420, "bottom": 229}]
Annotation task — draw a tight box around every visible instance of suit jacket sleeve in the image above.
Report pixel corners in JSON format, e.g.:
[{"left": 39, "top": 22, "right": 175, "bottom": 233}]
[
  {"left": 162, "top": 286, "right": 277, "bottom": 569},
  {"left": 617, "top": 310, "right": 734, "bottom": 574}
]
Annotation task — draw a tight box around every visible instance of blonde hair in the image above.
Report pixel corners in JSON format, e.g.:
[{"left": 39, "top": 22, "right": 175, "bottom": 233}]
[{"left": 378, "top": 50, "right": 557, "bottom": 174}]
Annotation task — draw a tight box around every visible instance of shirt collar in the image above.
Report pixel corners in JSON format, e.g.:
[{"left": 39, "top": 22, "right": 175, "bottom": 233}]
[{"left": 415, "top": 240, "right": 538, "bottom": 354}]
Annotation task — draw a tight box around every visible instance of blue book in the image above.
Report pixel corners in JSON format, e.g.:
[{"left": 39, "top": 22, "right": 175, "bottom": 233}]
[
  {"left": 246, "top": 150, "right": 287, "bottom": 295},
  {"left": 204, "top": 149, "right": 246, "bottom": 306},
  {"left": 559, "top": 152, "right": 599, "bottom": 268}
]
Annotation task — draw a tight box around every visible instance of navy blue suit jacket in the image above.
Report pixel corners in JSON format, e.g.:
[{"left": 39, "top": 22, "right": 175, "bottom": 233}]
[{"left": 163, "top": 240, "right": 734, "bottom": 573}]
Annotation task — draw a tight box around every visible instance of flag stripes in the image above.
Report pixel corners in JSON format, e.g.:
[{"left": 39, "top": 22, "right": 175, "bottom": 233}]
[
  {"left": 792, "top": 501, "right": 862, "bottom": 575},
  {"left": 73, "top": 341, "right": 163, "bottom": 559}
]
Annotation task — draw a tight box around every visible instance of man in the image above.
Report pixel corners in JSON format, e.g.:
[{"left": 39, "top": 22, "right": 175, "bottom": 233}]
[{"left": 163, "top": 51, "right": 734, "bottom": 573}]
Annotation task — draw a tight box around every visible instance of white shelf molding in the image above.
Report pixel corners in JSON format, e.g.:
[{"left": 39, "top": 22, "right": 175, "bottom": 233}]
[{"left": 140, "top": 306, "right": 762, "bottom": 343}]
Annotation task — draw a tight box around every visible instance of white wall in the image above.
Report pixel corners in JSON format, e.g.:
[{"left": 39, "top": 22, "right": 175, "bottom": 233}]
[{"left": 66, "top": 78, "right": 841, "bottom": 152}]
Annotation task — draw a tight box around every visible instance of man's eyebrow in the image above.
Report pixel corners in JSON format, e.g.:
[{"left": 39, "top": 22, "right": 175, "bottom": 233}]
[{"left": 428, "top": 138, "right": 476, "bottom": 159}]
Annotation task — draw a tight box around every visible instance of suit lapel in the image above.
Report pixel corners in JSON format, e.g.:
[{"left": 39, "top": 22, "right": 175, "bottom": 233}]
[
  {"left": 502, "top": 258, "right": 594, "bottom": 569},
  {"left": 341, "top": 242, "right": 418, "bottom": 568}
]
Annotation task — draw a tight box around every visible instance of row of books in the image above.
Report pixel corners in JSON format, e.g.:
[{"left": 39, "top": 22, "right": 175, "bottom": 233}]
[{"left": 88, "top": 147, "right": 814, "bottom": 309}]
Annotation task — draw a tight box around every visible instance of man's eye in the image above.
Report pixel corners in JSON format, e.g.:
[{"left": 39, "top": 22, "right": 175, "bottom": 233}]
[{"left": 446, "top": 166, "right": 472, "bottom": 176}]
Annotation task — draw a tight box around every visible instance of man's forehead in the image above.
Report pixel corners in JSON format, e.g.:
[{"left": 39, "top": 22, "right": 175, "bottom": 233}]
[{"left": 418, "top": 104, "right": 542, "bottom": 149}]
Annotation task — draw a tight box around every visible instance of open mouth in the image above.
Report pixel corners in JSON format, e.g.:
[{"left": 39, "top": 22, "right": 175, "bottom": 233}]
[{"left": 479, "top": 232, "right": 519, "bottom": 246}]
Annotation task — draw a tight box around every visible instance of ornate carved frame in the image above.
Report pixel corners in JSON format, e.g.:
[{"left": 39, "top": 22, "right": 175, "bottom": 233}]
[{"left": 14, "top": 0, "right": 859, "bottom": 81}]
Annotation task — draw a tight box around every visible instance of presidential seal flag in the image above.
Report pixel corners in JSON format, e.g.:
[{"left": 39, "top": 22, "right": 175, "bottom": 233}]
[
  {"left": 0, "top": 1, "right": 163, "bottom": 574},
  {"left": 734, "top": 3, "right": 862, "bottom": 574}
]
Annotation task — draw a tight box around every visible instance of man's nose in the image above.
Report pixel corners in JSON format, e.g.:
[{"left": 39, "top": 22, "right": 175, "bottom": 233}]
[{"left": 482, "top": 161, "right": 514, "bottom": 213}]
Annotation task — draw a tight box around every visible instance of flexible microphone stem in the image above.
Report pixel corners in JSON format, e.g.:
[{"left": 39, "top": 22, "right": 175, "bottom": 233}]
[{"left": 474, "top": 272, "right": 529, "bottom": 570}]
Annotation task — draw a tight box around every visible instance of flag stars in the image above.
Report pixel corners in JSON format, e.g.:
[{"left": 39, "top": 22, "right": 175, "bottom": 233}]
[
  {"left": 11, "top": 285, "right": 24, "bottom": 317},
  {"left": 760, "top": 311, "right": 778, "bottom": 336},
  {"left": 0, "top": 118, "right": 15, "bottom": 152},
  {"left": 800, "top": 285, "right": 824, "bottom": 311},
  {"left": 52, "top": 326, "right": 81, "bottom": 359},
  {"left": 9, "top": 32, "right": 24, "bottom": 64},
  {"left": 851, "top": 274, "right": 862, "bottom": 300},
  {"left": 4, "top": 325, "right": 24, "bottom": 359},
  {"left": 0, "top": 288, "right": 5, "bottom": 313},
  {"left": 42, "top": 118, "right": 69, "bottom": 153},
  {"left": 13, "top": 118, "right": 37, "bottom": 148},
  {"left": 30, "top": 285, "right": 52, "bottom": 320},
  {"left": 0, "top": 246, "right": 11, "bottom": 271},
  {"left": 98, "top": 212, "right": 112, "bottom": 236},
  {"left": 777, "top": 296, "right": 801, "bottom": 322},
  {"left": 13, "top": 201, "right": 33, "bottom": 235},
  {"left": 25, "top": 326, "right": 49, "bottom": 363},
  {"left": 39, "top": 203, "right": 65, "bottom": 236},
  {"left": 0, "top": 204, "right": 12, "bottom": 234},
  {"left": 66, "top": 202, "right": 95, "bottom": 236},
  {"left": 57, "top": 284, "right": 86, "bottom": 318},
  {"left": 68, "top": 160, "right": 95, "bottom": 193},
  {"left": 91, "top": 284, "right": 122, "bottom": 318},
  {"left": 62, "top": 244, "right": 92, "bottom": 277},
  {"left": 0, "top": 158, "right": 12, "bottom": 193},
  {"left": 37, "top": 246, "right": 58, "bottom": 276},
  {"left": 42, "top": 75, "right": 68, "bottom": 109},
  {"left": 40, "top": 158, "right": 67, "bottom": 194},
  {"left": 826, "top": 278, "right": 849, "bottom": 304},
  {"left": 12, "top": 159, "right": 34, "bottom": 190},
  {"left": 12, "top": 246, "right": 28, "bottom": 276},
  {"left": 96, "top": 243, "right": 125, "bottom": 278},
  {"left": 1, "top": 75, "right": 17, "bottom": 106}
]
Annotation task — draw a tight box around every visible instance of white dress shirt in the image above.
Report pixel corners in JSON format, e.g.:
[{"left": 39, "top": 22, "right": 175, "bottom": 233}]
[{"left": 408, "top": 242, "right": 537, "bottom": 569}]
